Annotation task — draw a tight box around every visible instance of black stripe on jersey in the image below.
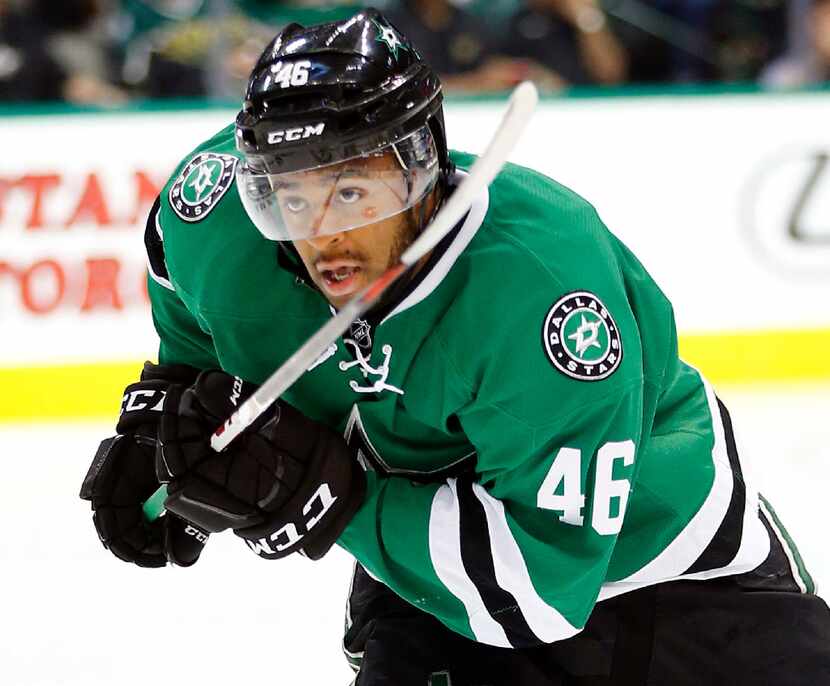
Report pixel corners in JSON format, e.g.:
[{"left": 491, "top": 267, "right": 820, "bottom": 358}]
[
  {"left": 144, "top": 196, "right": 173, "bottom": 290},
  {"left": 456, "top": 479, "right": 538, "bottom": 648},
  {"left": 684, "top": 398, "right": 746, "bottom": 574}
]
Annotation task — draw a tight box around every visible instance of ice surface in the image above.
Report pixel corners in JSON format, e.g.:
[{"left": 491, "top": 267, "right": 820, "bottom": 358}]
[
  {"left": 0, "top": 422, "right": 357, "bottom": 686},
  {"left": 1, "top": 384, "right": 827, "bottom": 685}
]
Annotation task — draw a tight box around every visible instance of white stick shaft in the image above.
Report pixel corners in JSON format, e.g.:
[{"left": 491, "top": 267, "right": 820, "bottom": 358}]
[
  {"left": 401, "top": 81, "right": 539, "bottom": 266},
  {"left": 210, "top": 81, "right": 539, "bottom": 453},
  {"left": 211, "top": 298, "right": 366, "bottom": 450}
]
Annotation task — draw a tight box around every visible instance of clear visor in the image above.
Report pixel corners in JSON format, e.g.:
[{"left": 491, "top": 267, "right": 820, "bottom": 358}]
[{"left": 236, "top": 125, "right": 439, "bottom": 242}]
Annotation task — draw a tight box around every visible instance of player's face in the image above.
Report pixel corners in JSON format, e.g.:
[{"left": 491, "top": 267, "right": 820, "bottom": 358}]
[
  {"left": 287, "top": 154, "right": 428, "bottom": 308},
  {"left": 292, "top": 199, "right": 421, "bottom": 309},
  {"left": 274, "top": 153, "right": 413, "bottom": 240}
]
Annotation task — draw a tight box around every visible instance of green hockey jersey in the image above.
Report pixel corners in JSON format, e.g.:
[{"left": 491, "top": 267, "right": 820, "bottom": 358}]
[{"left": 145, "top": 124, "right": 771, "bottom": 647}]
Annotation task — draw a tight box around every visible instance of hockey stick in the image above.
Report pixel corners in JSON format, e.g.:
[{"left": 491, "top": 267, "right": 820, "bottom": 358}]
[{"left": 143, "top": 80, "right": 538, "bottom": 522}]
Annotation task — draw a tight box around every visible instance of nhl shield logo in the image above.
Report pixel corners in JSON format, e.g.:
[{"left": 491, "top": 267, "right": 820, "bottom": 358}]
[
  {"left": 169, "top": 152, "right": 238, "bottom": 222},
  {"left": 542, "top": 291, "right": 623, "bottom": 381}
]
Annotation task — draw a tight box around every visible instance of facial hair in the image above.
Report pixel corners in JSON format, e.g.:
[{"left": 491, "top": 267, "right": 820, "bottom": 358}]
[{"left": 386, "top": 206, "right": 422, "bottom": 269}]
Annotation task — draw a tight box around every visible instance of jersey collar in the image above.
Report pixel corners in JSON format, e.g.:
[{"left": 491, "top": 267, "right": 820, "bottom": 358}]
[{"left": 380, "top": 169, "right": 489, "bottom": 325}]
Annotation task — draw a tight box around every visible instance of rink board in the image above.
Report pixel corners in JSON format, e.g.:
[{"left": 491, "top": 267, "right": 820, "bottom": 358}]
[
  {"left": 2, "top": 327, "right": 830, "bottom": 421},
  {"left": 1, "top": 90, "right": 829, "bottom": 419}
]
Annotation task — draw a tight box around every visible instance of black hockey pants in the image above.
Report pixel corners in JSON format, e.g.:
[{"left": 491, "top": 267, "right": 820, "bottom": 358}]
[{"left": 343, "top": 509, "right": 830, "bottom": 686}]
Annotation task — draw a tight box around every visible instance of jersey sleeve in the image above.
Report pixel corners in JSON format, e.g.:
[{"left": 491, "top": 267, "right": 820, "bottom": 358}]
[
  {"left": 338, "top": 208, "right": 647, "bottom": 647},
  {"left": 339, "top": 385, "right": 642, "bottom": 648},
  {"left": 144, "top": 196, "right": 220, "bottom": 369}
]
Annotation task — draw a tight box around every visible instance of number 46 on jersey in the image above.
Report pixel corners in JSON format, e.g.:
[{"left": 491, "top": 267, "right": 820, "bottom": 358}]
[{"left": 537, "top": 440, "right": 635, "bottom": 536}]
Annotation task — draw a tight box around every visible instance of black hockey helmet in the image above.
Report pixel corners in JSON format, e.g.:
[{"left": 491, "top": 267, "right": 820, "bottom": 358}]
[
  {"left": 235, "top": 7, "right": 450, "bottom": 176},
  {"left": 234, "top": 8, "right": 452, "bottom": 241}
]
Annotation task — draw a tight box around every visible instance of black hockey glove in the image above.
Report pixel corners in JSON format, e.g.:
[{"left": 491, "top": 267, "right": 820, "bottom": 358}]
[
  {"left": 79, "top": 362, "right": 210, "bottom": 568},
  {"left": 155, "top": 370, "right": 366, "bottom": 561}
]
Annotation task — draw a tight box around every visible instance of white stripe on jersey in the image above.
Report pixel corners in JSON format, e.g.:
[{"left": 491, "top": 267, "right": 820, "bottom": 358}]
[
  {"left": 471, "top": 482, "right": 581, "bottom": 643},
  {"left": 428, "top": 479, "right": 511, "bottom": 648},
  {"left": 599, "top": 368, "right": 769, "bottom": 599},
  {"left": 719, "top": 400, "right": 770, "bottom": 579},
  {"left": 605, "top": 372, "right": 734, "bottom": 586},
  {"left": 382, "top": 170, "right": 489, "bottom": 325}
]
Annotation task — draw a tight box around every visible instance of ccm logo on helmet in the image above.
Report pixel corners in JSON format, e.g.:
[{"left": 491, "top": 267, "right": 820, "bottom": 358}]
[{"left": 267, "top": 123, "right": 326, "bottom": 145}]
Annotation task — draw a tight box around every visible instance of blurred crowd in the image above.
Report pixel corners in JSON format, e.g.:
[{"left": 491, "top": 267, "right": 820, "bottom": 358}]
[{"left": 0, "top": 0, "right": 827, "bottom": 105}]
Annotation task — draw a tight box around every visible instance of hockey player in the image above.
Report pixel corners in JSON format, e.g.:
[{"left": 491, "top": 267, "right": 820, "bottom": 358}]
[{"left": 80, "top": 8, "right": 830, "bottom": 685}]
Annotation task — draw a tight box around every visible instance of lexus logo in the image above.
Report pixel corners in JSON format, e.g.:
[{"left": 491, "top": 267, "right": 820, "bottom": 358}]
[{"left": 742, "top": 148, "right": 830, "bottom": 276}]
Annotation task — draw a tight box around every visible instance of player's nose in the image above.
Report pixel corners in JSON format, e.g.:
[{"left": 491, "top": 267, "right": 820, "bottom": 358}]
[{"left": 306, "top": 229, "right": 345, "bottom": 252}]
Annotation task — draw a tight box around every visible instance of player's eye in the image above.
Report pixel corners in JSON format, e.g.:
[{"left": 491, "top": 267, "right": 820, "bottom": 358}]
[
  {"left": 337, "top": 187, "right": 364, "bottom": 204},
  {"left": 283, "top": 196, "right": 309, "bottom": 213}
]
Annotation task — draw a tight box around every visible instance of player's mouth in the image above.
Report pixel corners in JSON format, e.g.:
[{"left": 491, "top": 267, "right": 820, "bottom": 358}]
[{"left": 316, "top": 259, "right": 364, "bottom": 297}]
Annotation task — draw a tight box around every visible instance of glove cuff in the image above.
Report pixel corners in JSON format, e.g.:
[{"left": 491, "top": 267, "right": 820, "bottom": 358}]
[
  {"left": 235, "top": 427, "right": 367, "bottom": 561},
  {"left": 188, "top": 369, "right": 258, "bottom": 425},
  {"left": 117, "top": 362, "right": 202, "bottom": 435},
  {"left": 117, "top": 380, "right": 169, "bottom": 434},
  {"left": 301, "top": 456, "right": 366, "bottom": 560},
  {"left": 140, "top": 361, "right": 201, "bottom": 384},
  {"left": 163, "top": 514, "right": 210, "bottom": 566}
]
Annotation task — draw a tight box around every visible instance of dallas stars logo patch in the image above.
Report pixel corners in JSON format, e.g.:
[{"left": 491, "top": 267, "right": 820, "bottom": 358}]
[
  {"left": 168, "top": 152, "right": 238, "bottom": 222},
  {"left": 372, "top": 19, "right": 408, "bottom": 61},
  {"left": 542, "top": 291, "right": 623, "bottom": 381}
]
